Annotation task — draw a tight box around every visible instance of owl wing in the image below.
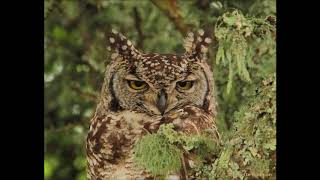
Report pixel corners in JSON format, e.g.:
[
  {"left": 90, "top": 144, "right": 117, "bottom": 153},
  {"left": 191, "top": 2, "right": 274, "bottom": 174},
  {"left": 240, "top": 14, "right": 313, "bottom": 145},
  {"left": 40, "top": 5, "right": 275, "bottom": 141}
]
[
  {"left": 86, "top": 113, "right": 154, "bottom": 180},
  {"left": 86, "top": 114, "right": 122, "bottom": 179}
]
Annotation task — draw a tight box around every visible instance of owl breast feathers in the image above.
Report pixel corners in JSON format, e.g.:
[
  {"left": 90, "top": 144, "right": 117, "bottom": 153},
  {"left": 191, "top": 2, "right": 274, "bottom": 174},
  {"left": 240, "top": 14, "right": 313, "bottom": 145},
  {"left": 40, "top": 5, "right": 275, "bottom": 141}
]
[{"left": 86, "top": 29, "right": 219, "bottom": 180}]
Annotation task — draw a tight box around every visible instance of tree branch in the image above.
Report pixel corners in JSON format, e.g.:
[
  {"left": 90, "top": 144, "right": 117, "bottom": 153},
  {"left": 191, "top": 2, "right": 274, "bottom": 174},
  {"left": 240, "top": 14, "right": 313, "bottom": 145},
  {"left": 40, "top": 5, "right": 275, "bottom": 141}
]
[
  {"left": 133, "top": 7, "right": 145, "bottom": 49},
  {"left": 150, "top": 0, "right": 192, "bottom": 36}
]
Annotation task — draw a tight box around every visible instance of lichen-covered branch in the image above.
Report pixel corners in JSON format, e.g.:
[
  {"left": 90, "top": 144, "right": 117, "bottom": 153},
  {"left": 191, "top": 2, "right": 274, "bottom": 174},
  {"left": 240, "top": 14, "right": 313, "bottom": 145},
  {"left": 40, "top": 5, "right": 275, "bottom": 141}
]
[{"left": 199, "top": 74, "right": 276, "bottom": 179}]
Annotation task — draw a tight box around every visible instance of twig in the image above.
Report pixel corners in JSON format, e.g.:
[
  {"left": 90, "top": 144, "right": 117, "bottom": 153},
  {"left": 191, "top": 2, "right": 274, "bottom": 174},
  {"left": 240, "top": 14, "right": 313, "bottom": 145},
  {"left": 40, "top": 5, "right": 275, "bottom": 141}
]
[{"left": 181, "top": 154, "right": 188, "bottom": 180}]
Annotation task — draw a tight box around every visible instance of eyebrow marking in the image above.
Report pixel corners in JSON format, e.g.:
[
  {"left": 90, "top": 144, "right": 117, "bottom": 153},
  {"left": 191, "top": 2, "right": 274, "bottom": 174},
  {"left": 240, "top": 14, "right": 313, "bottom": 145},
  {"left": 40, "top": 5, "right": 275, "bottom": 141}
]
[
  {"left": 184, "top": 74, "right": 197, "bottom": 81},
  {"left": 124, "top": 74, "right": 142, "bottom": 81}
]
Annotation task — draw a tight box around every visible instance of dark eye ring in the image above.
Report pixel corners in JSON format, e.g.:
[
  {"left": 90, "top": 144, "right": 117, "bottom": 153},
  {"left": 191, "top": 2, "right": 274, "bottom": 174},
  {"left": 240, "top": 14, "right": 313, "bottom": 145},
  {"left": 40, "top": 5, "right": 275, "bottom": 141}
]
[
  {"left": 127, "top": 80, "right": 148, "bottom": 91},
  {"left": 176, "top": 81, "right": 194, "bottom": 91}
]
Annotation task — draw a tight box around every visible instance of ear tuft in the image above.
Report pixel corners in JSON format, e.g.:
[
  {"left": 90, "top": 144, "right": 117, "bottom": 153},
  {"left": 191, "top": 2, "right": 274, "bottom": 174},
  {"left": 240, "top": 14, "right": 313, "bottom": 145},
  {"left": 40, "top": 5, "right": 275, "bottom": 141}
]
[
  {"left": 105, "top": 30, "right": 141, "bottom": 61},
  {"left": 183, "top": 29, "right": 213, "bottom": 61}
]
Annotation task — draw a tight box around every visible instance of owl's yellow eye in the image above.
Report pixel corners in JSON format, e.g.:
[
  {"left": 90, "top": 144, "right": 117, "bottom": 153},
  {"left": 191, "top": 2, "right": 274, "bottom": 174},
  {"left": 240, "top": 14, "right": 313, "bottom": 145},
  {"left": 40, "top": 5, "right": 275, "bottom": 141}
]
[
  {"left": 128, "top": 80, "right": 148, "bottom": 91},
  {"left": 176, "top": 81, "right": 194, "bottom": 91}
]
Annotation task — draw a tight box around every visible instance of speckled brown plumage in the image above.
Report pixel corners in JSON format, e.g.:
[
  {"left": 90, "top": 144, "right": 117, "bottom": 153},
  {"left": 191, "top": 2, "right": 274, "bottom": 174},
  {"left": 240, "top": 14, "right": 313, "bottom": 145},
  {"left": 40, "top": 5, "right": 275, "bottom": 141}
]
[{"left": 86, "top": 29, "right": 219, "bottom": 180}]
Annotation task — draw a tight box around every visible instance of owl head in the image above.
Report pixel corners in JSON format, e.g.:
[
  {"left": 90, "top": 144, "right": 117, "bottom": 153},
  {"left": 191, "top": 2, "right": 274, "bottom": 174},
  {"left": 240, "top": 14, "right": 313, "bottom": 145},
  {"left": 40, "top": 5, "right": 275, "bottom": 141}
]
[{"left": 99, "top": 29, "right": 216, "bottom": 117}]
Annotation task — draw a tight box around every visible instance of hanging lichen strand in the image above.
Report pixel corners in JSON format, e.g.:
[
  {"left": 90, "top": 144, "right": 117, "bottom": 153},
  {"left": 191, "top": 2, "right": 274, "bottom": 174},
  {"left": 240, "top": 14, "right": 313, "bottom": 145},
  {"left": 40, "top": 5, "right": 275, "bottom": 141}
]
[
  {"left": 214, "top": 10, "right": 276, "bottom": 94},
  {"left": 133, "top": 132, "right": 182, "bottom": 176}
]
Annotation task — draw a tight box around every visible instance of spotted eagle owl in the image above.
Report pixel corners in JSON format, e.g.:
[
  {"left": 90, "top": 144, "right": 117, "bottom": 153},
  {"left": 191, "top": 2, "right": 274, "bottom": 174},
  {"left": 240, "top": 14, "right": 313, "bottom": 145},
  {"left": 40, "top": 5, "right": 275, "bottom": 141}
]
[{"left": 86, "top": 29, "right": 220, "bottom": 180}]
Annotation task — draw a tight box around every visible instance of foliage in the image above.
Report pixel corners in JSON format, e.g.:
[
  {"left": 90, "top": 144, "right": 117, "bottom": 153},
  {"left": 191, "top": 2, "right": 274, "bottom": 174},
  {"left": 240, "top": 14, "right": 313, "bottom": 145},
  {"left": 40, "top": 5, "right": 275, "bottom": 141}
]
[{"left": 44, "top": 0, "right": 276, "bottom": 179}]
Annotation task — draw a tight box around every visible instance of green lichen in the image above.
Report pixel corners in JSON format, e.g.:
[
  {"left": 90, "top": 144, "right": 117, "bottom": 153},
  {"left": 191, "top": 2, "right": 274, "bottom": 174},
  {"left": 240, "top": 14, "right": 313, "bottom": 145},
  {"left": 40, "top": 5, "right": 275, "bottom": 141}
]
[
  {"left": 133, "top": 133, "right": 182, "bottom": 176},
  {"left": 158, "top": 124, "right": 219, "bottom": 162},
  {"left": 214, "top": 10, "right": 276, "bottom": 94},
  {"left": 205, "top": 73, "right": 276, "bottom": 179},
  {"left": 133, "top": 124, "right": 219, "bottom": 176}
]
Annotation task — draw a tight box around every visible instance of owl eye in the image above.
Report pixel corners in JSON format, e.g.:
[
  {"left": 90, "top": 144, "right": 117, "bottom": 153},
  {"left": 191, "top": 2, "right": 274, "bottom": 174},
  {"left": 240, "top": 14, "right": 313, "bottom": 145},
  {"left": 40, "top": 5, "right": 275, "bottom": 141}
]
[
  {"left": 127, "top": 80, "right": 148, "bottom": 91},
  {"left": 176, "top": 81, "right": 194, "bottom": 91}
]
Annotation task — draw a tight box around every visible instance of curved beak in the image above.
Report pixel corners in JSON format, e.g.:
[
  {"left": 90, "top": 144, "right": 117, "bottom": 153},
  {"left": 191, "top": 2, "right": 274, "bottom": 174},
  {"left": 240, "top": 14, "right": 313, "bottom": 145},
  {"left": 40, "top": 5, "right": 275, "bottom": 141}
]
[{"left": 156, "top": 89, "right": 167, "bottom": 115}]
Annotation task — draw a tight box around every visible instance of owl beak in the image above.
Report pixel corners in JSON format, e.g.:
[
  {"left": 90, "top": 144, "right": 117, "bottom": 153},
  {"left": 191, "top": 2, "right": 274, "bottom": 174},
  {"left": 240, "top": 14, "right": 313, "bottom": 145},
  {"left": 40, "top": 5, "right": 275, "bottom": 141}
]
[{"left": 157, "top": 90, "right": 167, "bottom": 115}]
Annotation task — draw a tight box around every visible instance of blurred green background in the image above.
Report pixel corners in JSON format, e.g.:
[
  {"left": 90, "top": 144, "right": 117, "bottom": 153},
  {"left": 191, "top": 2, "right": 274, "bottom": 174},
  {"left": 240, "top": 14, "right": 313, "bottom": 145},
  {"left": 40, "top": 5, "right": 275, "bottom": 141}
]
[{"left": 44, "top": 0, "right": 275, "bottom": 179}]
